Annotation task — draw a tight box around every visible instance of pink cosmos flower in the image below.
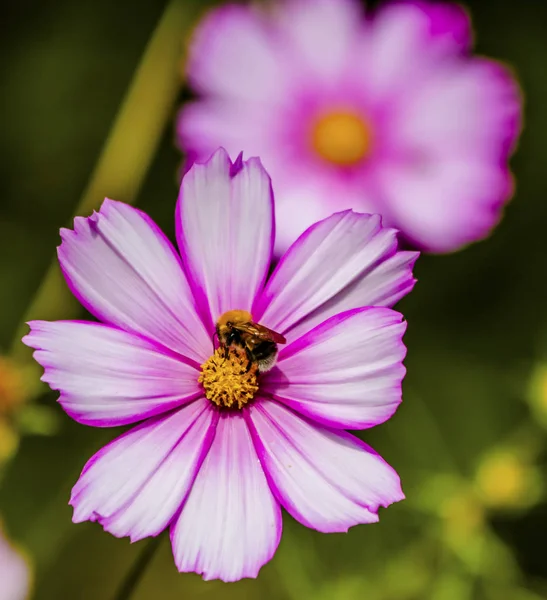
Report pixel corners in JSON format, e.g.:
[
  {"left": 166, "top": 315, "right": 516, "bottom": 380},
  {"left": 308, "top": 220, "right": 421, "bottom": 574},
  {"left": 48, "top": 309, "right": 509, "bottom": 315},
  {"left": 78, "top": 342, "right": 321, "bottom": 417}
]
[
  {"left": 178, "top": 0, "right": 521, "bottom": 256},
  {"left": 23, "top": 149, "right": 417, "bottom": 582},
  {"left": 0, "top": 529, "right": 29, "bottom": 600}
]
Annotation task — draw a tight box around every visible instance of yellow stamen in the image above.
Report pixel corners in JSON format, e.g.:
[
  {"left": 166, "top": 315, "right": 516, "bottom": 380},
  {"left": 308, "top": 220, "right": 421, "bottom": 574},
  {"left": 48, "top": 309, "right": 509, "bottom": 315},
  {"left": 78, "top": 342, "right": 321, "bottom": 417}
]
[
  {"left": 311, "top": 110, "right": 373, "bottom": 166},
  {"left": 199, "top": 347, "right": 258, "bottom": 409}
]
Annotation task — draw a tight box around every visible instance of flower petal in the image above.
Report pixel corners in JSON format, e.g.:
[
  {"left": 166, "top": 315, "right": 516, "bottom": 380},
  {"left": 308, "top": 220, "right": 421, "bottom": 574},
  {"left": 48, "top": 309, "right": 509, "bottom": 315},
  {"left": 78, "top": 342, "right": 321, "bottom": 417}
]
[
  {"left": 262, "top": 307, "right": 406, "bottom": 429},
  {"left": 70, "top": 398, "right": 217, "bottom": 542},
  {"left": 178, "top": 100, "right": 268, "bottom": 162},
  {"left": 254, "top": 211, "right": 417, "bottom": 342},
  {"left": 364, "top": 1, "right": 472, "bottom": 101},
  {"left": 271, "top": 176, "right": 380, "bottom": 258},
  {"left": 57, "top": 199, "right": 210, "bottom": 364},
  {"left": 176, "top": 148, "right": 274, "bottom": 328},
  {"left": 397, "top": 59, "right": 521, "bottom": 162},
  {"left": 0, "top": 530, "right": 29, "bottom": 600},
  {"left": 171, "top": 412, "right": 281, "bottom": 582},
  {"left": 378, "top": 59, "right": 520, "bottom": 252},
  {"left": 378, "top": 158, "right": 513, "bottom": 252},
  {"left": 247, "top": 400, "right": 403, "bottom": 533},
  {"left": 273, "top": 0, "right": 362, "bottom": 81},
  {"left": 23, "top": 320, "right": 202, "bottom": 427},
  {"left": 187, "top": 4, "right": 287, "bottom": 103}
]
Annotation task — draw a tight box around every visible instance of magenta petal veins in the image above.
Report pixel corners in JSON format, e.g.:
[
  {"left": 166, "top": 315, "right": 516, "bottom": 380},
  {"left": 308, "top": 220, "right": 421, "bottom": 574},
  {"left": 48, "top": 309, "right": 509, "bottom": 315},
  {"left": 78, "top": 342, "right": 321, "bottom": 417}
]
[
  {"left": 262, "top": 307, "right": 407, "bottom": 429},
  {"left": 247, "top": 400, "right": 404, "bottom": 533},
  {"left": 57, "top": 199, "right": 210, "bottom": 364},
  {"left": 255, "top": 211, "right": 417, "bottom": 342},
  {"left": 23, "top": 320, "right": 202, "bottom": 426},
  {"left": 71, "top": 399, "right": 217, "bottom": 542},
  {"left": 176, "top": 148, "right": 274, "bottom": 328},
  {"left": 171, "top": 413, "right": 282, "bottom": 582}
]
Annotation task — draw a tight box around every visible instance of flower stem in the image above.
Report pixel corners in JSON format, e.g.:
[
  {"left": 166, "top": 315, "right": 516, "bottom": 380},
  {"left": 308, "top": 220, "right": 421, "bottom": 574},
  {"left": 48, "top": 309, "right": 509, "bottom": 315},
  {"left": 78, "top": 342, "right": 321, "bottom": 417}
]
[
  {"left": 9, "top": 0, "right": 202, "bottom": 361},
  {"left": 112, "top": 536, "right": 163, "bottom": 600}
]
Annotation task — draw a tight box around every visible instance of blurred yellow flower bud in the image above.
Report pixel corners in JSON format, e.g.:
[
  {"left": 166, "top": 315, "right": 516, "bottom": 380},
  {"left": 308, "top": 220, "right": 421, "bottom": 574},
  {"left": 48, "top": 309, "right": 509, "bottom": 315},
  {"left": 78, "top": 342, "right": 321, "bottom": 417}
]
[
  {"left": 475, "top": 449, "right": 542, "bottom": 510},
  {"left": 0, "top": 356, "right": 25, "bottom": 415}
]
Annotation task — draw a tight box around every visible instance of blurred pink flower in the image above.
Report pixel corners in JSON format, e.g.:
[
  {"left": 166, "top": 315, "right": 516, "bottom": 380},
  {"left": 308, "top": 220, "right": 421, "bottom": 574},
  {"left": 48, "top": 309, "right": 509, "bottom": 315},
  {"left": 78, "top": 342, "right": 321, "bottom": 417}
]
[
  {"left": 178, "top": 0, "right": 521, "bottom": 255},
  {"left": 0, "top": 529, "right": 29, "bottom": 600},
  {"left": 23, "top": 149, "right": 417, "bottom": 582}
]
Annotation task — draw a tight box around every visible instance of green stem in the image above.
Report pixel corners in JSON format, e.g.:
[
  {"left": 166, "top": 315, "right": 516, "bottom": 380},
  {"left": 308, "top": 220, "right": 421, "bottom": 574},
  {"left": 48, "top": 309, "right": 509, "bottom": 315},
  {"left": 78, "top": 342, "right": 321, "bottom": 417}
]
[
  {"left": 112, "top": 536, "right": 163, "bottom": 600},
  {"left": 9, "top": 0, "right": 201, "bottom": 360}
]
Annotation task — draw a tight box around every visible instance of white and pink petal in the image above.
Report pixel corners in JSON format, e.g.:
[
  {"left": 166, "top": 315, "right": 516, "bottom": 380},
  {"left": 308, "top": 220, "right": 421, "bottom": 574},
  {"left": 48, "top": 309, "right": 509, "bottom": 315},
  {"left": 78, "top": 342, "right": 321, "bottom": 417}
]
[
  {"left": 176, "top": 148, "right": 274, "bottom": 329},
  {"left": 178, "top": 100, "right": 270, "bottom": 163},
  {"left": 171, "top": 412, "right": 281, "bottom": 582},
  {"left": 254, "top": 211, "right": 417, "bottom": 342},
  {"left": 377, "top": 158, "right": 513, "bottom": 252},
  {"left": 270, "top": 175, "right": 380, "bottom": 258},
  {"left": 57, "top": 199, "right": 210, "bottom": 364},
  {"left": 23, "top": 320, "right": 202, "bottom": 427},
  {"left": 263, "top": 307, "right": 407, "bottom": 429},
  {"left": 247, "top": 400, "right": 403, "bottom": 533},
  {"left": 70, "top": 399, "right": 217, "bottom": 542},
  {"left": 395, "top": 59, "right": 521, "bottom": 162},
  {"left": 273, "top": 0, "right": 363, "bottom": 83},
  {"left": 187, "top": 4, "right": 288, "bottom": 103},
  {"left": 362, "top": 0, "right": 473, "bottom": 102},
  {"left": 0, "top": 529, "right": 30, "bottom": 600}
]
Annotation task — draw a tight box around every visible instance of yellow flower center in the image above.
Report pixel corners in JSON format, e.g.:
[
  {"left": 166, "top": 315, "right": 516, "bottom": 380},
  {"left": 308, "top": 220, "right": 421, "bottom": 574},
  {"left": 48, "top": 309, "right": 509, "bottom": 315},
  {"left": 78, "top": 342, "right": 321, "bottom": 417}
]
[
  {"left": 311, "top": 110, "right": 373, "bottom": 166},
  {"left": 199, "top": 347, "right": 259, "bottom": 409}
]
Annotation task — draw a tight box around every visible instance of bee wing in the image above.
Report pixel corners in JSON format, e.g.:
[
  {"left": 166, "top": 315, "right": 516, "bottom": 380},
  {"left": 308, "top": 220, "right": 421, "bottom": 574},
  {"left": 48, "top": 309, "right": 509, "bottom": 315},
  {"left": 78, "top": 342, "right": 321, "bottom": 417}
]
[
  {"left": 233, "top": 322, "right": 287, "bottom": 345},
  {"left": 261, "top": 326, "right": 287, "bottom": 345}
]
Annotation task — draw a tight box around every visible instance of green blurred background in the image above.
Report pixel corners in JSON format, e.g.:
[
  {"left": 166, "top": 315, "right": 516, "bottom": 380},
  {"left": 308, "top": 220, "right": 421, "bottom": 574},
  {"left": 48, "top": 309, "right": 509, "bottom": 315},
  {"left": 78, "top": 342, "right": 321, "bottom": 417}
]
[{"left": 1, "top": 0, "right": 547, "bottom": 598}]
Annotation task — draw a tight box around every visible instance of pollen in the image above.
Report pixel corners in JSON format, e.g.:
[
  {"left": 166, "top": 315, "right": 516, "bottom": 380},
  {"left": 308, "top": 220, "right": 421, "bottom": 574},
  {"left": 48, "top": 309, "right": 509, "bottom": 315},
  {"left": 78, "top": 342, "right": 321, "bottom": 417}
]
[
  {"left": 199, "top": 347, "right": 259, "bottom": 409},
  {"left": 311, "top": 110, "right": 373, "bottom": 166}
]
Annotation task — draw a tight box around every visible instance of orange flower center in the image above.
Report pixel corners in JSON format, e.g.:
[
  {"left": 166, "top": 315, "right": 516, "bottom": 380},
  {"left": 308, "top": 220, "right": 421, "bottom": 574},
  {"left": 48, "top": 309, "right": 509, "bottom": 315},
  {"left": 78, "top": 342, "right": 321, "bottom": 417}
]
[{"left": 311, "top": 110, "right": 373, "bottom": 166}]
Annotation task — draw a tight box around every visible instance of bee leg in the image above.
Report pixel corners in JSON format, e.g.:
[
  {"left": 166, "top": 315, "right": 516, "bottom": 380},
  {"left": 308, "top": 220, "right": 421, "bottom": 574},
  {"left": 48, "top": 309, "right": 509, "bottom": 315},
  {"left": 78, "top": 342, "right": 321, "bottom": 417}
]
[{"left": 244, "top": 348, "right": 254, "bottom": 372}]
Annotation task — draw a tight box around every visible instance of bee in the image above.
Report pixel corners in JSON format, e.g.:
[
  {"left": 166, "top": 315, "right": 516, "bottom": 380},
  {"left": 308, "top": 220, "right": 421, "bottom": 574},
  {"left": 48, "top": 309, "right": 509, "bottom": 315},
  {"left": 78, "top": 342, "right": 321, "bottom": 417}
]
[{"left": 216, "top": 310, "right": 287, "bottom": 372}]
